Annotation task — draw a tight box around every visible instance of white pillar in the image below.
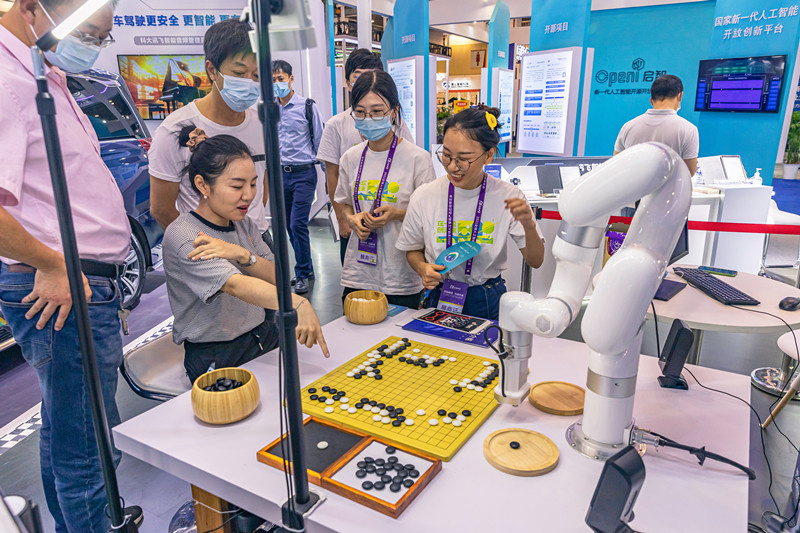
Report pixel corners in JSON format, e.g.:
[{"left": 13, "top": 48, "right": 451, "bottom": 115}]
[{"left": 357, "top": 0, "right": 372, "bottom": 50}]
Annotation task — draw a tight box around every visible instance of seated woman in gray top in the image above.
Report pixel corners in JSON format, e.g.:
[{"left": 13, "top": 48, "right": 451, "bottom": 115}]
[{"left": 163, "top": 126, "right": 329, "bottom": 382}]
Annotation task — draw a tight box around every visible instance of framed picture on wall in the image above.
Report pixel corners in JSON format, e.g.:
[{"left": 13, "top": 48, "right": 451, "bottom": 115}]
[{"left": 470, "top": 50, "right": 487, "bottom": 69}]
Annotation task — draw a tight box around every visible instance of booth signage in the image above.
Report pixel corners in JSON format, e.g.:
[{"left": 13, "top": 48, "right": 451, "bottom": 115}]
[
  {"left": 594, "top": 57, "right": 667, "bottom": 89},
  {"left": 113, "top": 13, "right": 239, "bottom": 27},
  {"left": 714, "top": 5, "right": 798, "bottom": 39},
  {"left": 543, "top": 22, "right": 569, "bottom": 34}
]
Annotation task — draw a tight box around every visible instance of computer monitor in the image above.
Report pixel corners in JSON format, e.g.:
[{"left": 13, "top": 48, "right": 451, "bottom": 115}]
[
  {"left": 670, "top": 221, "right": 689, "bottom": 265},
  {"left": 535, "top": 165, "right": 562, "bottom": 194}
]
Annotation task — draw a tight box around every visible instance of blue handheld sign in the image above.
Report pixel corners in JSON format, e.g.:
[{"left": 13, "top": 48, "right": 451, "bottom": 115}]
[{"left": 435, "top": 241, "right": 482, "bottom": 274}]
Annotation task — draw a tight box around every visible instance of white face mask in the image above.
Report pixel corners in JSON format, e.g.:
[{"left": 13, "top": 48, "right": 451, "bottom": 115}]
[{"left": 33, "top": 4, "right": 102, "bottom": 73}]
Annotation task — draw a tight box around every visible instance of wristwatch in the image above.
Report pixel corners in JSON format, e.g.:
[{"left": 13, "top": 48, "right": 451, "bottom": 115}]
[{"left": 239, "top": 252, "right": 257, "bottom": 267}]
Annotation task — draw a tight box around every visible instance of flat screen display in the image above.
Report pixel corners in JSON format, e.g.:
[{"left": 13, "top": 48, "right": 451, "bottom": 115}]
[
  {"left": 695, "top": 55, "right": 786, "bottom": 112},
  {"left": 117, "top": 54, "right": 211, "bottom": 120},
  {"left": 388, "top": 58, "right": 418, "bottom": 143}
]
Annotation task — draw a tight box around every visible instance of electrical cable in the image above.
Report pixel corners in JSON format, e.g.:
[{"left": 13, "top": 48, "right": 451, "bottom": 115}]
[
  {"left": 646, "top": 427, "right": 756, "bottom": 479},
  {"left": 277, "top": 342, "right": 296, "bottom": 520},
  {"left": 200, "top": 510, "right": 245, "bottom": 533},
  {"left": 484, "top": 325, "right": 506, "bottom": 397}
]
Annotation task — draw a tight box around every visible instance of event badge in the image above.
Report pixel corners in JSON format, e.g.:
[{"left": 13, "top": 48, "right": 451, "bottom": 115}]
[
  {"left": 357, "top": 232, "right": 379, "bottom": 265},
  {"left": 437, "top": 279, "right": 469, "bottom": 314}
]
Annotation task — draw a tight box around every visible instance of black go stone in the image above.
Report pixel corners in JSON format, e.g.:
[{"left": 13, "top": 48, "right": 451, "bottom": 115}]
[
  {"left": 395, "top": 409, "right": 404, "bottom": 415},
  {"left": 389, "top": 412, "right": 397, "bottom": 419},
  {"left": 433, "top": 362, "right": 441, "bottom": 367},
  {"left": 322, "top": 386, "right": 330, "bottom": 392},
  {"left": 392, "top": 475, "right": 404, "bottom": 484},
  {"left": 354, "top": 374, "right": 362, "bottom": 379},
  {"left": 357, "top": 461, "right": 366, "bottom": 469},
  {"left": 361, "top": 397, "right": 370, "bottom": 403},
  {"left": 356, "top": 470, "right": 367, "bottom": 478},
  {"left": 510, "top": 441, "right": 521, "bottom": 449},
  {"left": 380, "top": 345, "right": 388, "bottom": 350},
  {"left": 413, "top": 361, "right": 420, "bottom": 366},
  {"left": 359, "top": 370, "right": 367, "bottom": 375},
  {"left": 421, "top": 363, "right": 428, "bottom": 368},
  {"left": 373, "top": 369, "right": 381, "bottom": 374},
  {"left": 386, "top": 446, "right": 396, "bottom": 454},
  {"left": 381, "top": 475, "right": 392, "bottom": 484},
  {"left": 308, "top": 388, "right": 317, "bottom": 394},
  {"left": 375, "top": 375, "right": 383, "bottom": 380},
  {"left": 437, "top": 409, "right": 447, "bottom": 416},
  {"left": 403, "top": 479, "right": 414, "bottom": 488},
  {"left": 366, "top": 465, "right": 376, "bottom": 473},
  {"left": 392, "top": 420, "right": 401, "bottom": 427},
  {"left": 409, "top": 470, "right": 420, "bottom": 478},
  {"left": 369, "top": 401, "right": 378, "bottom": 406},
  {"left": 376, "top": 467, "right": 386, "bottom": 475},
  {"left": 448, "top": 412, "right": 457, "bottom": 419},
  {"left": 402, "top": 338, "right": 409, "bottom": 342},
  {"left": 397, "top": 470, "right": 409, "bottom": 479},
  {"left": 386, "top": 406, "right": 395, "bottom": 411},
  {"left": 471, "top": 380, "right": 479, "bottom": 386},
  {"left": 318, "top": 396, "right": 327, "bottom": 402},
  {"left": 375, "top": 458, "right": 385, "bottom": 466},
  {"left": 376, "top": 360, "right": 384, "bottom": 365},
  {"left": 329, "top": 388, "right": 338, "bottom": 394},
  {"left": 399, "top": 357, "right": 406, "bottom": 362},
  {"left": 364, "top": 456, "right": 374, "bottom": 463},
  {"left": 406, "top": 360, "right": 413, "bottom": 365},
  {"left": 462, "top": 410, "right": 472, "bottom": 417},
  {"left": 355, "top": 403, "right": 364, "bottom": 409},
  {"left": 387, "top": 455, "right": 398, "bottom": 462},
  {"left": 385, "top": 355, "right": 393, "bottom": 359},
  {"left": 390, "top": 483, "right": 402, "bottom": 493},
  {"left": 404, "top": 464, "right": 415, "bottom": 471},
  {"left": 337, "top": 391, "right": 346, "bottom": 397},
  {"left": 362, "top": 481, "right": 373, "bottom": 490},
  {"left": 309, "top": 394, "right": 318, "bottom": 401},
  {"left": 374, "top": 481, "right": 385, "bottom": 490},
  {"left": 454, "top": 387, "right": 462, "bottom": 392}
]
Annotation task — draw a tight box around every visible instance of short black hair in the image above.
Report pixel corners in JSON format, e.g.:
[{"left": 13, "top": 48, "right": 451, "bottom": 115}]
[
  {"left": 177, "top": 124, "right": 253, "bottom": 196},
  {"left": 442, "top": 105, "right": 501, "bottom": 152},
  {"left": 350, "top": 70, "right": 402, "bottom": 122},
  {"left": 345, "top": 49, "right": 383, "bottom": 80},
  {"left": 204, "top": 18, "right": 253, "bottom": 71},
  {"left": 272, "top": 59, "right": 293, "bottom": 77},
  {"left": 650, "top": 74, "right": 683, "bottom": 101}
]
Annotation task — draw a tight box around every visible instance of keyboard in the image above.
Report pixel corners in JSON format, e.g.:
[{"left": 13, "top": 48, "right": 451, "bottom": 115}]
[{"left": 672, "top": 267, "right": 760, "bottom": 306}]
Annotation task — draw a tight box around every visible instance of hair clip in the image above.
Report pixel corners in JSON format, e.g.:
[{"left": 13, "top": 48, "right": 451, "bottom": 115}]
[
  {"left": 186, "top": 128, "right": 209, "bottom": 152},
  {"left": 485, "top": 112, "right": 498, "bottom": 131}
]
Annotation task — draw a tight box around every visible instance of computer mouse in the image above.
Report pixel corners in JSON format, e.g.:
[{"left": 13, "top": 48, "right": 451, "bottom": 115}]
[{"left": 779, "top": 297, "right": 800, "bottom": 311}]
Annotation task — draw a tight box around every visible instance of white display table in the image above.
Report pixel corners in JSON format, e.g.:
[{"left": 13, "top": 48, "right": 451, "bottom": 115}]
[{"left": 113, "top": 312, "right": 750, "bottom": 532}]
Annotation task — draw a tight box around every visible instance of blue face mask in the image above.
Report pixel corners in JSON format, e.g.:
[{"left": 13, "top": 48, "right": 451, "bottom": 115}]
[
  {"left": 354, "top": 116, "right": 393, "bottom": 142},
  {"left": 273, "top": 81, "right": 291, "bottom": 98},
  {"left": 34, "top": 6, "right": 101, "bottom": 73},
  {"left": 215, "top": 72, "right": 260, "bottom": 112}
]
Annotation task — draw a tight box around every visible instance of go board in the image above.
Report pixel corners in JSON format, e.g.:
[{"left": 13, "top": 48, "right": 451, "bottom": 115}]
[{"left": 302, "top": 336, "right": 500, "bottom": 461}]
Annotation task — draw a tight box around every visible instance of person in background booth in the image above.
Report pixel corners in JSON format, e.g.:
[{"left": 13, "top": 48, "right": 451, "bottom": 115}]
[
  {"left": 273, "top": 59, "right": 324, "bottom": 295},
  {"left": 334, "top": 71, "right": 437, "bottom": 309},
  {"left": 162, "top": 127, "right": 329, "bottom": 383},
  {"left": 149, "top": 18, "right": 271, "bottom": 238},
  {"left": 0, "top": 0, "right": 144, "bottom": 530},
  {"left": 613, "top": 74, "right": 699, "bottom": 175},
  {"left": 316, "top": 48, "right": 414, "bottom": 264},
  {"left": 396, "top": 106, "right": 545, "bottom": 320}
]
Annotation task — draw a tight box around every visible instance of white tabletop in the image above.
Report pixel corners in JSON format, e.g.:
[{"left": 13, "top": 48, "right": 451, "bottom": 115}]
[
  {"left": 113, "top": 312, "right": 751, "bottom": 533},
  {"left": 648, "top": 265, "right": 800, "bottom": 333}
]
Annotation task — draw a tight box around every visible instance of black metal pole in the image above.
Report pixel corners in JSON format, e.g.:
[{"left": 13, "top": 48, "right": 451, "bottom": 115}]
[
  {"left": 251, "top": 1, "right": 318, "bottom": 529},
  {"left": 30, "top": 49, "right": 134, "bottom": 533}
]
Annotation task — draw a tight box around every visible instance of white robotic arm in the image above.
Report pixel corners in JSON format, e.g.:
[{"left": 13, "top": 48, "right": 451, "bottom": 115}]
[{"left": 497, "top": 143, "right": 692, "bottom": 458}]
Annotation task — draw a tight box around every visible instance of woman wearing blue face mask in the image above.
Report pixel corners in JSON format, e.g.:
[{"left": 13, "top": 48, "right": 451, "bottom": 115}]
[{"left": 334, "top": 71, "right": 437, "bottom": 309}]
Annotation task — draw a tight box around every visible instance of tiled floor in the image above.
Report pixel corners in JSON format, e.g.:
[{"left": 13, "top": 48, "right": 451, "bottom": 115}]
[{"left": 2, "top": 214, "right": 800, "bottom": 531}]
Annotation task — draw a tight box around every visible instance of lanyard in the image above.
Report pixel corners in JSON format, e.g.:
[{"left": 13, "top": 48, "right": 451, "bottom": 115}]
[
  {"left": 353, "top": 135, "right": 398, "bottom": 214},
  {"left": 446, "top": 174, "right": 487, "bottom": 276}
]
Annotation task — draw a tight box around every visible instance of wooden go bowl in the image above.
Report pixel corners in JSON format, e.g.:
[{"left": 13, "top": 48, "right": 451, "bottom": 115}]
[
  {"left": 191, "top": 367, "right": 260, "bottom": 424},
  {"left": 343, "top": 290, "right": 388, "bottom": 325}
]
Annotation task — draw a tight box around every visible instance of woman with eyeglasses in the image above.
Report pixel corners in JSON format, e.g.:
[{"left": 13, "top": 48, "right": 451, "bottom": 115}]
[
  {"left": 334, "top": 71, "right": 437, "bottom": 308},
  {"left": 396, "top": 106, "right": 545, "bottom": 320}
]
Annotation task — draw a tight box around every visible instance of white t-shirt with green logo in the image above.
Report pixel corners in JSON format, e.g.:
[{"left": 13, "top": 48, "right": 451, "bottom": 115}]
[
  {"left": 397, "top": 176, "right": 535, "bottom": 286},
  {"left": 334, "top": 138, "right": 436, "bottom": 294}
]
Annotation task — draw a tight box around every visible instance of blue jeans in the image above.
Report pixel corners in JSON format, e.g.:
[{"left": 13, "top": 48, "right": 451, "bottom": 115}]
[
  {"left": 0, "top": 264, "right": 123, "bottom": 533},
  {"left": 425, "top": 276, "right": 507, "bottom": 320},
  {"left": 282, "top": 167, "right": 317, "bottom": 279}
]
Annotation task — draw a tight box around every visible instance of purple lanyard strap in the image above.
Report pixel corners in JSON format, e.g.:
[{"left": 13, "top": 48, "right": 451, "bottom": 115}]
[
  {"left": 446, "top": 174, "right": 487, "bottom": 276},
  {"left": 353, "top": 135, "right": 398, "bottom": 215}
]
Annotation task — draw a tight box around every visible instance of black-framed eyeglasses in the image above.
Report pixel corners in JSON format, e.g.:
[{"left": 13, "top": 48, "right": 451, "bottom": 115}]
[
  {"left": 71, "top": 28, "right": 115, "bottom": 48},
  {"left": 350, "top": 109, "right": 392, "bottom": 120},
  {"left": 436, "top": 147, "right": 490, "bottom": 172}
]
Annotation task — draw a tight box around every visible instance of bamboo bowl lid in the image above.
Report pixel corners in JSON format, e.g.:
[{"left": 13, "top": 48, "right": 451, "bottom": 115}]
[
  {"left": 483, "top": 428, "right": 559, "bottom": 476},
  {"left": 191, "top": 367, "right": 260, "bottom": 425},
  {"left": 528, "top": 381, "right": 585, "bottom": 416},
  {"left": 344, "top": 290, "right": 388, "bottom": 325}
]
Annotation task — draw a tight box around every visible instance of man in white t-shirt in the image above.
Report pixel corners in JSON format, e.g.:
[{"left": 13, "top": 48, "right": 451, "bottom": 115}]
[
  {"left": 614, "top": 74, "right": 699, "bottom": 175},
  {"left": 149, "top": 18, "right": 268, "bottom": 233},
  {"left": 316, "top": 48, "right": 413, "bottom": 263}
]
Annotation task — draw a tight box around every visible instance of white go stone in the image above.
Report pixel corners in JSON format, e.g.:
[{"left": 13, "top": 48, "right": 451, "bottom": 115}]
[
  {"left": 416, "top": 409, "right": 426, "bottom": 416},
  {"left": 382, "top": 417, "right": 391, "bottom": 424},
  {"left": 325, "top": 399, "right": 335, "bottom": 404},
  {"left": 483, "top": 361, "right": 491, "bottom": 366},
  {"left": 340, "top": 397, "right": 349, "bottom": 403},
  {"left": 373, "top": 414, "right": 383, "bottom": 422},
  {"left": 365, "top": 366, "right": 374, "bottom": 371},
  {"left": 348, "top": 407, "right": 358, "bottom": 414},
  {"left": 346, "top": 372, "right": 354, "bottom": 377},
  {"left": 367, "top": 372, "right": 376, "bottom": 377},
  {"left": 456, "top": 415, "right": 466, "bottom": 421},
  {"left": 317, "top": 441, "right": 329, "bottom": 449},
  {"left": 363, "top": 405, "right": 372, "bottom": 411},
  {"left": 467, "top": 384, "right": 475, "bottom": 390},
  {"left": 428, "top": 419, "right": 439, "bottom": 426},
  {"left": 442, "top": 417, "right": 453, "bottom": 424},
  {"left": 449, "top": 357, "right": 457, "bottom": 362},
  {"left": 449, "top": 379, "right": 458, "bottom": 385},
  {"left": 368, "top": 358, "right": 376, "bottom": 363},
  {"left": 324, "top": 407, "right": 334, "bottom": 413},
  {"left": 412, "top": 348, "right": 421, "bottom": 353},
  {"left": 475, "top": 386, "right": 484, "bottom": 392},
  {"left": 340, "top": 404, "right": 349, "bottom": 410},
  {"left": 410, "top": 356, "right": 418, "bottom": 361},
  {"left": 358, "top": 365, "right": 366, "bottom": 370},
  {"left": 405, "top": 419, "right": 415, "bottom": 426},
  {"left": 371, "top": 406, "right": 381, "bottom": 413},
  {"left": 452, "top": 420, "right": 463, "bottom": 427},
  {"left": 380, "top": 409, "right": 389, "bottom": 416}
]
